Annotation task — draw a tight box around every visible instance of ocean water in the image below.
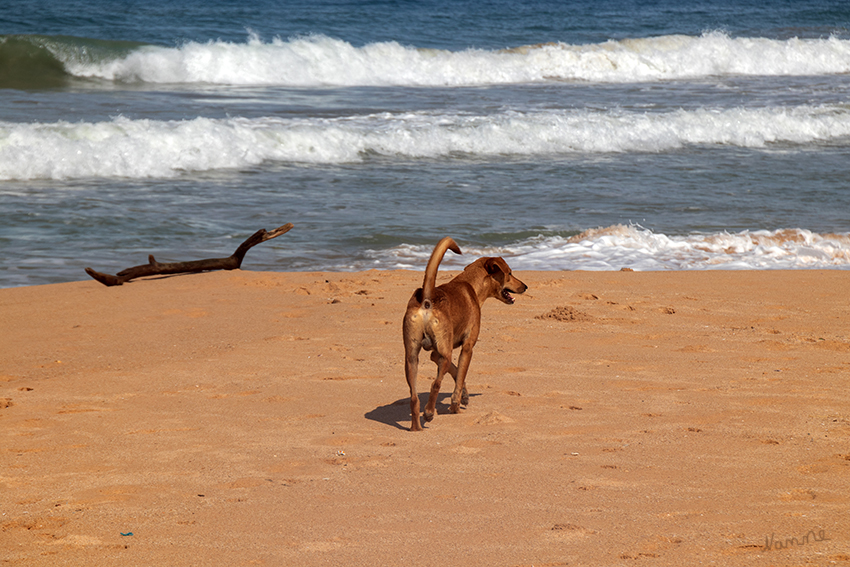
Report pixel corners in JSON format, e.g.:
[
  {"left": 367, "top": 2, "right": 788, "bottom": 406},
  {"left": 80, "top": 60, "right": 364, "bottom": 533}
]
[{"left": 2, "top": 0, "right": 850, "bottom": 287}]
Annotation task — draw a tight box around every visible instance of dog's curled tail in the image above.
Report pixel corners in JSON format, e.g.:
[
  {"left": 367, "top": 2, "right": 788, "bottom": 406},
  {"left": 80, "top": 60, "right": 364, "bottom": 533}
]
[{"left": 422, "top": 236, "right": 462, "bottom": 309}]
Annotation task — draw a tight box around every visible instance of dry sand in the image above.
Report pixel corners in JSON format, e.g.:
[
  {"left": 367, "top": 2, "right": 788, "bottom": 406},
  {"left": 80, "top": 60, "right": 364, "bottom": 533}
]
[{"left": 1, "top": 269, "right": 848, "bottom": 566}]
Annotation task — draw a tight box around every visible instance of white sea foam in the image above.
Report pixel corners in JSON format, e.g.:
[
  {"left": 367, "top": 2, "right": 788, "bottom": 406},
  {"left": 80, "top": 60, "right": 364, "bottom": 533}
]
[
  {"left": 367, "top": 226, "right": 850, "bottom": 272},
  {"left": 3, "top": 104, "right": 850, "bottom": 180},
  {"left": 61, "top": 32, "right": 850, "bottom": 87}
]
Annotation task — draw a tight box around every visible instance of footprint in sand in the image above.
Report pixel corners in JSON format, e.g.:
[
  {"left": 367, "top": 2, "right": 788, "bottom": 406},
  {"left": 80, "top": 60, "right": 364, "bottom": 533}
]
[
  {"left": 535, "top": 306, "right": 592, "bottom": 322},
  {"left": 474, "top": 411, "right": 514, "bottom": 425},
  {"left": 546, "top": 523, "right": 595, "bottom": 542}
]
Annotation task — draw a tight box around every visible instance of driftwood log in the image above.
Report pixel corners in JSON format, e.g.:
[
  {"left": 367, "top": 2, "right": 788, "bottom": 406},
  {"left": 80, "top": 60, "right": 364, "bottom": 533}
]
[{"left": 84, "top": 223, "right": 293, "bottom": 287}]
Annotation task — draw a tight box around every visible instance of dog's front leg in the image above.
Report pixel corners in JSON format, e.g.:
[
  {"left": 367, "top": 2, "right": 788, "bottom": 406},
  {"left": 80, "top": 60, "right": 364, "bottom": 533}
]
[
  {"left": 423, "top": 351, "right": 452, "bottom": 423},
  {"left": 450, "top": 342, "right": 474, "bottom": 413},
  {"left": 430, "top": 350, "right": 467, "bottom": 407}
]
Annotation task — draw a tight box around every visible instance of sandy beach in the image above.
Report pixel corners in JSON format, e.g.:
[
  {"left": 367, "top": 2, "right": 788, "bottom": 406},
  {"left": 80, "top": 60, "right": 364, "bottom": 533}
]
[{"left": 1, "top": 268, "right": 848, "bottom": 566}]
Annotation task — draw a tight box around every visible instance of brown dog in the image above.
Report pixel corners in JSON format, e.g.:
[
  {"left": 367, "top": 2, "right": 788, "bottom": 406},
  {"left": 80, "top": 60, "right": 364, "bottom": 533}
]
[{"left": 403, "top": 237, "right": 527, "bottom": 431}]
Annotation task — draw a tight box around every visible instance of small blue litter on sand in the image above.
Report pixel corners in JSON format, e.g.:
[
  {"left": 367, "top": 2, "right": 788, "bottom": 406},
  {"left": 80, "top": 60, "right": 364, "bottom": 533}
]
[{"left": 120, "top": 532, "right": 133, "bottom": 537}]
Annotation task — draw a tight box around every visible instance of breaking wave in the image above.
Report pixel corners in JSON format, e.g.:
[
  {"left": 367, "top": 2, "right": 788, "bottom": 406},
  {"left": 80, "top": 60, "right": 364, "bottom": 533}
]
[
  {"left": 368, "top": 226, "right": 850, "bottom": 271},
  {"left": 4, "top": 31, "right": 850, "bottom": 88},
  {"left": 3, "top": 105, "right": 850, "bottom": 180}
]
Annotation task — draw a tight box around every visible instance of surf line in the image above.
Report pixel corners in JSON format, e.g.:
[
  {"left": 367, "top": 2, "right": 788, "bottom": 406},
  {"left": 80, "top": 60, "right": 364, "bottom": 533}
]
[{"left": 762, "top": 529, "right": 829, "bottom": 552}]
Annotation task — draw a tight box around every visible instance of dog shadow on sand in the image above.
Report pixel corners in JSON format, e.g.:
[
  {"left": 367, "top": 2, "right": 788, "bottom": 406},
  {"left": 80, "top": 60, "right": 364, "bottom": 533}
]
[{"left": 365, "top": 392, "right": 482, "bottom": 430}]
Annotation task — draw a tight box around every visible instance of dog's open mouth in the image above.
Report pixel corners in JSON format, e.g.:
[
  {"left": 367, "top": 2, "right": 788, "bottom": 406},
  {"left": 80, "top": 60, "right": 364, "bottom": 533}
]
[{"left": 502, "top": 289, "right": 515, "bottom": 304}]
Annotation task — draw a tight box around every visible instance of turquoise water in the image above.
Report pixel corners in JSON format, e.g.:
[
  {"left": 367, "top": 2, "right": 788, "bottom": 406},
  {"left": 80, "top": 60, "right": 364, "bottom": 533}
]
[{"left": 2, "top": 0, "right": 850, "bottom": 286}]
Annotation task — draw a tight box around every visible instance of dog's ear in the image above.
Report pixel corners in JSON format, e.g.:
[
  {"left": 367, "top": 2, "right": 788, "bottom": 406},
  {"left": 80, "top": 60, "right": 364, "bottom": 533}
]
[{"left": 484, "top": 257, "right": 505, "bottom": 276}]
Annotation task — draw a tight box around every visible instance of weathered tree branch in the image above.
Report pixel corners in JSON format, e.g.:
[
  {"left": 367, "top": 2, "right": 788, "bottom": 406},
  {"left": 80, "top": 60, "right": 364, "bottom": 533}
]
[{"left": 84, "top": 223, "right": 294, "bottom": 287}]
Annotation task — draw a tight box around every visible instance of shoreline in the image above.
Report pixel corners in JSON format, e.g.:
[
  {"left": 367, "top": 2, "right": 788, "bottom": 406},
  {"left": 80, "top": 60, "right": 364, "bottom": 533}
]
[
  {"left": 6, "top": 223, "right": 850, "bottom": 290},
  {"left": 2, "top": 269, "right": 848, "bottom": 565}
]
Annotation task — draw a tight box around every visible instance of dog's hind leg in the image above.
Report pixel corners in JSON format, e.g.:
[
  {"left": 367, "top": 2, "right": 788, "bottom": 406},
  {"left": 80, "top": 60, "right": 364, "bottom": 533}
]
[
  {"left": 404, "top": 343, "right": 423, "bottom": 431},
  {"left": 403, "top": 315, "right": 425, "bottom": 431}
]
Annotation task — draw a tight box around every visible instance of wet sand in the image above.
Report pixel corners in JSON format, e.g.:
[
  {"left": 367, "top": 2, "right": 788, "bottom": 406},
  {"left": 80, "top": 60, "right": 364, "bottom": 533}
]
[{"left": 1, "top": 269, "right": 848, "bottom": 566}]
